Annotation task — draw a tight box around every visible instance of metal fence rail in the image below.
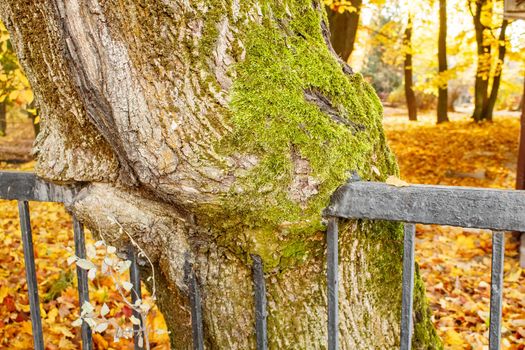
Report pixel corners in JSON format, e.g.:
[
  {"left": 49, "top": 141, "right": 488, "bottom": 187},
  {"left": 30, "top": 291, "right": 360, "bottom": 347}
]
[
  {"left": 323, "top": 180, "right": 524, "bottom": 350},
  {"left": 1, "top": 171, "right": 522, "bottom": 349}
]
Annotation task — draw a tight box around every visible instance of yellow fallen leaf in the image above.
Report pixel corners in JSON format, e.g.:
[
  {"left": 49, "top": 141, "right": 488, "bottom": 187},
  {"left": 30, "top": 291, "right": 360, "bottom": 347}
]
[
  {"left": 0, "top": 286, "right": 9, "bottom": 303},
  {"left": 385, "top": 175, "right": 409, "bottom": 187},
  {"left": 506, "top": 268, "right": 522, "bottom": 282},
  {"left": 47, "top": 307, "right": 58, "bottom": 324},
  {"left": 456, "top": 235, "right": 476, "bottom": 250},
  {"left": 444, "top": 329, "right": 464, "bottom": 346}
]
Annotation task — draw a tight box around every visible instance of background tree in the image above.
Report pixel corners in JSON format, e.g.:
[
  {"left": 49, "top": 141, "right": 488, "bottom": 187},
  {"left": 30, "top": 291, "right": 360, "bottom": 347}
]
[
  {"left": 403, "top": 14, "right": 418, "bottom": 121},
  {"left": 361, "top": 12, "right": 404, "bottom": 99},
  {"left": 0, "top": 1, "right": 441, "bottom": 348},
  {"left": 469, "top": 0, "right": 511, "bottom": 122},
  {"left": 0, "top": 21, "right": 35, "bottom": 136},
  {"left": 485, "top": 19, "right": 509, "bottom": 121},
  {"left": 326, "top": 0, "right": 363, "bottom": 62},
  {"left": 437, "top": 0, "right": 449, "bottom": 123},
  {"left": 470, "top": 0, "right": 491, "bottom": 122}
]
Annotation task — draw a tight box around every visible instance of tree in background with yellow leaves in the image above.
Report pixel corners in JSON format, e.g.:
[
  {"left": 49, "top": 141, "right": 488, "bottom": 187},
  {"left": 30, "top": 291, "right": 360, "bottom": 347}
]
[{"left": 0, "top": 21, "right": 36, "bottom": 136}]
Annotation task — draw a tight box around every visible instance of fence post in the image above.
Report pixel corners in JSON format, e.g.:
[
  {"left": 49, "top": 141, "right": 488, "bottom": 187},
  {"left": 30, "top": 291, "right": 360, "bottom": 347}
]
[
  {"left": 489, "top": 231, "right": 505, "bottom": 350},
  {"left": 327, "top": 217, "right": 339, "bottom": 350},
  {"left": 18, "top": 200, "right": 45, "bottom": 350},
  {"left": 400, "top": 223, "right": 416, "bottom": 350},
  {"left": 252, "top": 255, "right": 268, "bottom": 350},
  {"left": 72, "top": 217, "right": 93, "bottom": 350},
  {"left": 128, "top": 244, "right": 145, "bottom": 350}
]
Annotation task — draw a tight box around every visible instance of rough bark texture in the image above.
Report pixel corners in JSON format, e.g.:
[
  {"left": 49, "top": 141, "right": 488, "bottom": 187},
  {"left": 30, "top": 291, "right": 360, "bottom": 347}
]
[
  {"left": 0, "top": 1, "right": 441, "bottom": 348},
  {"left": 403, "top": 15, "right": 417, "bottom": 122},
  {"left": 326, "top": 1, "right": 362, "bottom": 63},
  {"left": 437, "top": 0, "right": 448, "bottom": 124}
]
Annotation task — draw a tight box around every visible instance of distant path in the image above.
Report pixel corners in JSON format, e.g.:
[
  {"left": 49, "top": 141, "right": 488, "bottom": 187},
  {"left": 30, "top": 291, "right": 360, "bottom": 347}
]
[{"left": 0, "top": 114, "right": 34, "bottom": 163}]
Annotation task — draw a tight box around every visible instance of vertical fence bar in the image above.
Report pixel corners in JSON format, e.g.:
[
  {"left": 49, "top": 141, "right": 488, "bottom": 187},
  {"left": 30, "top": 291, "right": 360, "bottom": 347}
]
[
  {"left": 489, "top": 231, "right": 505, "bottom": 350},
  {"left": 400, "top": 223, "right": 416, "bottom": 350},
  {"left": 252, "top": 255, "right": 268, "bottom": 350},
  {"left": 185, "top": 263, "right": 204, "bottom": 350},
  {"left": 128, "top": 245, "right": 145, "bottom": 350},
  {"left": 18, "top": 200, "right": 45, "bottom": 350},
  {"left": 327, "top": 217, "right": 339, "bottom": 350},
  {"left": 72, "top": 217, "right": 93, "bottom": 350}
]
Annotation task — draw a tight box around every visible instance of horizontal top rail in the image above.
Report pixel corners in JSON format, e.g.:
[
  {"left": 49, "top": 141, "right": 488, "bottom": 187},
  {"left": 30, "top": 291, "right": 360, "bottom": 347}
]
[
  {"left": 324, "top": 181, "right": 525, "bottom": 232},
  {"left": 0, "top": 171, "right": 76, "bottom": 203}
]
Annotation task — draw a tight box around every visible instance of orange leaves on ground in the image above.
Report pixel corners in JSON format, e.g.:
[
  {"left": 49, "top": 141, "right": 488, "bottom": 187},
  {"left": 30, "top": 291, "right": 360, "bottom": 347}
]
[
  {"left": 384, "top": 109, "right": 525, "bottom": 349},
  {"left": 0, "top": 196, "right": 170, "bottom": 349}
]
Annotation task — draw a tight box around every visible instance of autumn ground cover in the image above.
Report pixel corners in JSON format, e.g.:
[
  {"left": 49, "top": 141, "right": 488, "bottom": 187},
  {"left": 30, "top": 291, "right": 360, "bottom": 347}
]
[
  {"left": 0, "top": 109, "right": 524, "bottom": 349},
  {"left": 385, "top": 108, "right": 525, "bottom": 349}
]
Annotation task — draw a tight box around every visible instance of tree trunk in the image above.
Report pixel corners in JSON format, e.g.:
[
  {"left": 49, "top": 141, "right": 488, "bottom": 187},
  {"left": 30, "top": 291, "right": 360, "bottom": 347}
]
[
  {"left": 404, "top": 15, "right": 417, "bottom": 121},
  {"left": 437, "top": 0, "right": 449, "bottom": 124},
  {"left": 485, "top": 20, "right": 509, "bottom": 122},
  {"left": 0, "top": 1, "right": 441, "bottom": 348},
  {"left": 326, "top": 0, "right": 362, "bottom": 62},
  {"left": 471, "top": 0, "right": 491, "bottom": 122},
  {"left": 0, "top": 101, "right": 6, "bottom": 136}
]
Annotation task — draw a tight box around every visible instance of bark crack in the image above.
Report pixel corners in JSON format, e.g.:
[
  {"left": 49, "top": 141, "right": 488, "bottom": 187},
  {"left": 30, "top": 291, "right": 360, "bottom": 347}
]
[{"left": 304, "top": 89, "right": 365, "bottom": 133}]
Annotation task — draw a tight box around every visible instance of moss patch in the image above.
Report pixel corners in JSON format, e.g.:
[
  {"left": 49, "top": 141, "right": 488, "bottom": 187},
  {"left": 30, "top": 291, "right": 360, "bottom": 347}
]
[{"left": 212, "top": 0, "right": 396, "bottom": 267}]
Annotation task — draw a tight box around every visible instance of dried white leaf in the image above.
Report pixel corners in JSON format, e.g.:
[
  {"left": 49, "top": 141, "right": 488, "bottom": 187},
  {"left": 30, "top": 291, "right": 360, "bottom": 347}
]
[
  {"left": 94, "top": 240, "right": 105, "bottom": 248},
  {"left": 71, "top": 318, "right": 83, "bottom": 327},
  {"left": 88, "top": 268, "right": 97, "bottom": 281},
  {"left": 118, "top": 260, "right": 132, "bottom": 274},
  {"left": 138, "top": 335, "right": 144, "bottom": 347},
  {"left": 81, "top": 301, "right": 95, "bottom": 316},
  {"left": 385, "top": 175, "right": 409, "bottom": 187},
  {"left": 67, "top": 255, "right": 78, "bottom": 266},
  {"left": 95, "top": 322, "right": 108, "bottom": 333},
  {"left": 371, "top": 165, "right": 381, "bottom": 176},
  {"left": 139, "top": 303, "right": 150, "bottom": 313},
  {"left": 100, "top": 303, "right": 110, "bottom": 317},
  {"left": 86, "top": 244, "right": 97, "bottom": 259},
  {"left": 101, "top": 261, "right": 109, "bottom": 275},
  {"left": 129, "top": 315, "right": 141, "bottom": 325},
  {"left": 122, "top": 281, "right": 133, "bottom": 292},
  {"left": 85, "top": 317, "right": 96, "bottom": 328},
  {"left": 107, "top": 246, "right": 117, "bottom": 254},
  {"left": 76, "top": 259, "right": 96, "bottom": 270}
]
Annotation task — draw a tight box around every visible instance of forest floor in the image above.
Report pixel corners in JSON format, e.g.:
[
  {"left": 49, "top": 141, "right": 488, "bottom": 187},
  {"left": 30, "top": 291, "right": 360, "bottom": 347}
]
[
  {"left": 384, "top": 108, "right": 525, "bottom": 349},
  {"left": 0, "top": 109, "right": 524, "bottom": 349}
]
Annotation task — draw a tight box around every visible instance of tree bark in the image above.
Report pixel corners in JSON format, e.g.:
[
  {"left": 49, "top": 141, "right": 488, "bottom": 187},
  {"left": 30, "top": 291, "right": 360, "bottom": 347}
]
[
  {"left": 0, "top": 101, "right": 6, "bottom": 136},
  {"left": 403, "top": 15, "right": 417, "bottom": 121},
  {"left": 326, "top": 0, "right": 362, "bottom": 62},
  {"left": 485, "top": 20, "right": 508, "bottom": 122},
  {"left": 471, "top": 0, "right": 491, "bottom": 122},
  {"left": 437, "top": 0, "right": 449, "bottom": 124},
  {"left": 0, "top": 1, "right": 441, "bottom": 348}
]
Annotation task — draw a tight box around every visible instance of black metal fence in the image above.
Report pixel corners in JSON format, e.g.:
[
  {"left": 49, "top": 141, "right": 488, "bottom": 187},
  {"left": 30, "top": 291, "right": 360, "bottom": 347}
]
[{"left": 1, "top": 171, "right": 522, "bottom": 349}]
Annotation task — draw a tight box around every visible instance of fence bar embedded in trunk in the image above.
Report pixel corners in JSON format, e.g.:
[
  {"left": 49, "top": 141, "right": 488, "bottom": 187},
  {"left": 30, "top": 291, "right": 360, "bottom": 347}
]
[
  {"left": 128, "top": 245, "right": 145, "bottom": 350},
  {"left": 73, "top": 217, "right": 93, "bottom": 350},
  {"left": 400, "top": 223, "right": 416, "bottom": 350},
  {"left": 489, "top": 231, "right": 505, "bottom": 350},
  {"left": 0, "top": 171, "right": 75, "bottom": 203},
  {"left": 252, "top": 255, "right": 268, "bottom": 350},
  {"left": 327, "top": 217, "right": 339, "bottom": 350},
  {"left": 18, "top": 200, "right": 44, "bottom": 350},
  {"left": 185, "top": 264, "right": 204, "bottom": 350}
]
